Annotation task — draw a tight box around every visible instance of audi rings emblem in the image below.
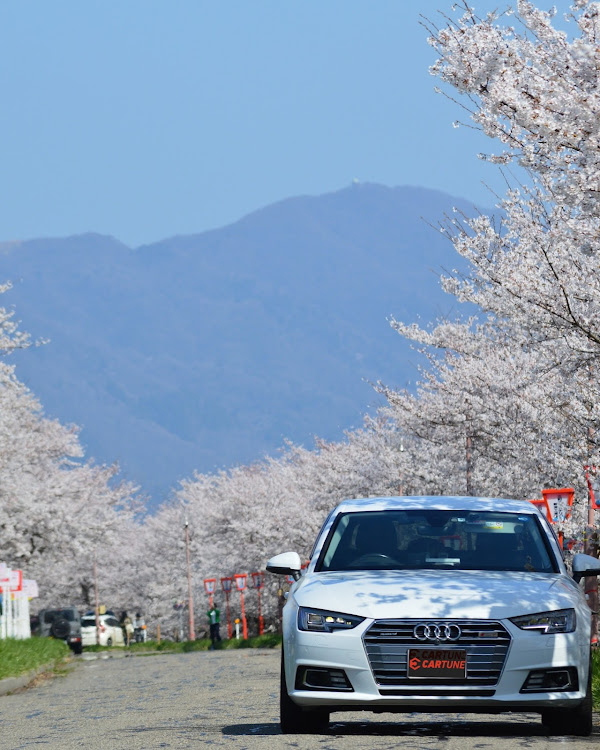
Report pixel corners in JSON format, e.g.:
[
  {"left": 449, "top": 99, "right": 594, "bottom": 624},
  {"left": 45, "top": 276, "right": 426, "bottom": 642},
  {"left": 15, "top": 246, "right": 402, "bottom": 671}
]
[{"left": 413, "top": 623, "right": 462, "bottom": 641}]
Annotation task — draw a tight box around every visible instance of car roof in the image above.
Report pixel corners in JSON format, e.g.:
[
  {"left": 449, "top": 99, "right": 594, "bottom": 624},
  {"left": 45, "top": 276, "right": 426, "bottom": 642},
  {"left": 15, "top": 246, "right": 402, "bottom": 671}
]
[
  {"left": 332, "top": 496, "right": 540, "bottom": 515},
  {"left": 83, "top": 612, "right": 115, "bottom": 618}
]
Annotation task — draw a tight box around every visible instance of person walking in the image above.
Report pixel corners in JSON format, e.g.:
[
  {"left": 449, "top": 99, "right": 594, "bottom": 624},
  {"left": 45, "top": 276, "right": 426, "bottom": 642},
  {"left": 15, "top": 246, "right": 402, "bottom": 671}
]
[
  {"left": 208, "top": 605, "right": 221, "bottom": 649},
  {"left": 133, "top": 612, "right": 146, "bottom": 642},
  {"left": 122, "top": 612, "right": 134, "bottom": 646}
]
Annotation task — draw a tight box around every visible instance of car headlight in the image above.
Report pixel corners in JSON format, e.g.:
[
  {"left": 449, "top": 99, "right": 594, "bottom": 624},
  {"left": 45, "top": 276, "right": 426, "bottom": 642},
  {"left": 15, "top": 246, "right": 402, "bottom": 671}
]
[
  {"left": 298, "top": 607, "right": 365, "bottom": 633},
  {"left": 510, "top": 608, "right": 576, "bottom": 634}
]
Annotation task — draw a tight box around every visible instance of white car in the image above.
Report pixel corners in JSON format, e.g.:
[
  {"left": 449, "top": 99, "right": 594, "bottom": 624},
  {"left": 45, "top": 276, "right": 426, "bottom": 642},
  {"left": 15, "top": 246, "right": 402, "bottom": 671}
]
[
  {"left": 267, "top": 496, "right": 600, "bottom": 735},
  {"left": 80, "top": 612, "right": 125, "bottom": 647}
]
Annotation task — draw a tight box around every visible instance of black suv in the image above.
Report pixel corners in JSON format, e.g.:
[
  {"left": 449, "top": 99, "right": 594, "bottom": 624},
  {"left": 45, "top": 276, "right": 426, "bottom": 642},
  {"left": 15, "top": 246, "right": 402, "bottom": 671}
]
[{"left": 38, "top": 607, "right": 83, "bottom": 654}]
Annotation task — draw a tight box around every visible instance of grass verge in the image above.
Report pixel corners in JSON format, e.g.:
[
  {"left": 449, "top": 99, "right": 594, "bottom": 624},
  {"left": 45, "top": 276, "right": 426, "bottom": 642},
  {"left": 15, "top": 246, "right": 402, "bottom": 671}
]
[
  {"left": 0, "top": 638, "right": 70, "bottom": 681},
  {"left": 83, "top": 633, "right": 282, "bottom": 654},
  {"left": 592, "top": 647, "right": 599, "bottom": 709}
]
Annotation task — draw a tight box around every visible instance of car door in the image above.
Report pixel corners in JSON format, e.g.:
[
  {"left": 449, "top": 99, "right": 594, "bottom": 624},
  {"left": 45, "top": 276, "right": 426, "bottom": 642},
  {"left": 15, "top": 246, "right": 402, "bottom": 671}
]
[{"left": 106, "top": 616, "right": 124, "bottom": 645}]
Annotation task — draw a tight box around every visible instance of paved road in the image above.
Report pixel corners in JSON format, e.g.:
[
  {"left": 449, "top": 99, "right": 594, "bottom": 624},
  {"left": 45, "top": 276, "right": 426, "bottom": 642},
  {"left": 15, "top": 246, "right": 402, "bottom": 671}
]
[{"left": 0, "top": 648, "right": 598, "bottom": 749}]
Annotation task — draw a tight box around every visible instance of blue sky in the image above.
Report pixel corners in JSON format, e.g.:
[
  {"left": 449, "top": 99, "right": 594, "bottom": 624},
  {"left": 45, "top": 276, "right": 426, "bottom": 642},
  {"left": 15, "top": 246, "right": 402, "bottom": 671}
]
[{"left": 0, "top": 1, "right": 572, "bottom": 248}]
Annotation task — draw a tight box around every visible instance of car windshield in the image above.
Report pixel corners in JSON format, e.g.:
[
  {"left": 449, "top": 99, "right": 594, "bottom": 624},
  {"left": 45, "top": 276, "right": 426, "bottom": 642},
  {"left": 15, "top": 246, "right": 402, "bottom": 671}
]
[
  {"left": 43, "top": 609, "right": 77, "bottom": 623},
  {"left": 316, "top": 509, "right": 557, "bottom": 573},
  {"left": 81, "top": 618, "right": 98, "bottom": 627}
]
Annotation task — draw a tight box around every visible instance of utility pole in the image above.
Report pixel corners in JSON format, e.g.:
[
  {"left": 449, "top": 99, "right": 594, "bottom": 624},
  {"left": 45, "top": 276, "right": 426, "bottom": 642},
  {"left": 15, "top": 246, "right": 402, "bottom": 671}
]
[
  {"left": 398, "top": 441, "right": 405, "bottom": 496},
  {"left": 465, "top": 417, "right": 473, "bottom": 497},
  {"left": 93, "top": 551, "right": 100, "bottom": 646},
  {"left": 585, "top": 414, "right": 599, "bottom": 644},
  {"left": 184, "top": 520, "right": 196, "bottom": 641}
]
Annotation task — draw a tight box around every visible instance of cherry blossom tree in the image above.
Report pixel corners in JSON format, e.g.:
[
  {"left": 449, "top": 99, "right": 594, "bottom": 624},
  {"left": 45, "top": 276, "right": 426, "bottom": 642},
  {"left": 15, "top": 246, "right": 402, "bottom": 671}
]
[
  {"left": 423, "top": 0, "right": 600, "bottom": 383},
  {"left": 0, "top": 368, "right": 143, "bottom": 608},
  {"left": 376, "top": 0, "right": 600, "bottom": 537},
  {"left": 0, "top": 285, "right": 143, "bottom": 610},
  {"left": 380, "top": 320, "right": 586, "bottom": 501}
]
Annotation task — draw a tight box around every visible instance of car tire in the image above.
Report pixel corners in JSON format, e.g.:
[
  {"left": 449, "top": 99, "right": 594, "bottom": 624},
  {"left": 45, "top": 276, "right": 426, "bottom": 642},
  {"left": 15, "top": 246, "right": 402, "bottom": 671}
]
[
  {"left": 541, "top": 661, "right": 593, "bottom": 737},
  {"left": 106, "top": 637, "right": 113, "bottom": 647},
  {"left": 71, "top": 643, "right": 83, "bottom": 655},
  {"left": 50, "top": 618, "right": 71, "bottom": 640},
  {"left": 280, "top": 649, "right": 329, "bottom": 734}
]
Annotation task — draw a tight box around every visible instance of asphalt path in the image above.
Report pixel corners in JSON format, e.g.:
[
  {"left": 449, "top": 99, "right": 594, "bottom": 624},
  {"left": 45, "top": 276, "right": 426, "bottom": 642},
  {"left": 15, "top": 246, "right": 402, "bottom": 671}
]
[{"left": 0, "top": 648, "right": 598, "bottom": 749}]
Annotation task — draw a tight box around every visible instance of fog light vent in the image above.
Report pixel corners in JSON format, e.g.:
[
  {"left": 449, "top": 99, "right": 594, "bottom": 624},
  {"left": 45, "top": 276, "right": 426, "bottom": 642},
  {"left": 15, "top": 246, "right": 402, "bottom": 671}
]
[
  {"left": 520, "top": 667, "right": 578, "bottom": 693},
  {"left": 295, "top": 666, "right": 353, "bottom": 692}
]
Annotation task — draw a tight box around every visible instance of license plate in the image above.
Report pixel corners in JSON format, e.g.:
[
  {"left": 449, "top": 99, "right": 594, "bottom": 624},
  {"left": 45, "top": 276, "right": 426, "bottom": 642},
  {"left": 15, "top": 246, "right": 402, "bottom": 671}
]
[{"left": 407, "top": 649, "right": 467, "bottom": 679}]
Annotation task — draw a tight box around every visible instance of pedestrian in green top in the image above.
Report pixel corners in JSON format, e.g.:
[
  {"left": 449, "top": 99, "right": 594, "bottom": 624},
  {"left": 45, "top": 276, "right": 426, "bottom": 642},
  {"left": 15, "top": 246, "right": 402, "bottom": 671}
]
[{"left": 208, "top": 606, "right": 221, "bottom": 648}]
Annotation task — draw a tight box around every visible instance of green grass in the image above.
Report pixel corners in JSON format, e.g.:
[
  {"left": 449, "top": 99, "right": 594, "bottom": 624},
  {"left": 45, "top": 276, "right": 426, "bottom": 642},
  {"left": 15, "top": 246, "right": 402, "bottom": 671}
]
[
  {"left": 592, "top": 647, "right": 600, "bottom": 710},
  {"left": 0, "top": 638, "right": 70, "bottom": 681},
  {"left": 81, "top": 633, "right": 281, "bottom": 655},
  {"left": 182, "top": 633, "right": 282, "bottom": 651},
  {"left": 115, "top": 633, "right": 282, "bottom": 653}
]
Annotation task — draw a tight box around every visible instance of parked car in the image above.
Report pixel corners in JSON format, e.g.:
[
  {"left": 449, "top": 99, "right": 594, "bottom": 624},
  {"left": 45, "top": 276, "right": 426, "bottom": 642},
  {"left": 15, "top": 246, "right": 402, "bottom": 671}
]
[
  {"left": 37, "top": 607, "right": 82, "bottom": 655},
  {"left": 267, "top": 496, "right": 600, "bottom": 736},
  {"left": 80, "top": 612, "right": 125, "bottom": 647}
]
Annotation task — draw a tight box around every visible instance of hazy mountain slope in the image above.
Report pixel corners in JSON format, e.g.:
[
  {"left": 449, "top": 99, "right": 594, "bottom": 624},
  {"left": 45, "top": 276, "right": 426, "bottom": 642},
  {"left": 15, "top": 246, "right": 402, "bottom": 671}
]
[{"left": 0, "top": 183, "right": 482, "bottom": 506}]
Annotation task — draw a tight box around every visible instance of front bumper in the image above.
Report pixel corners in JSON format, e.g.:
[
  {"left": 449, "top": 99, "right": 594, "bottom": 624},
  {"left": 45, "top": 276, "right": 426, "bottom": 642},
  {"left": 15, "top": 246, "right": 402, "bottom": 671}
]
[{"left": 284, "top": 618, "right": 589, "bottom": 712}]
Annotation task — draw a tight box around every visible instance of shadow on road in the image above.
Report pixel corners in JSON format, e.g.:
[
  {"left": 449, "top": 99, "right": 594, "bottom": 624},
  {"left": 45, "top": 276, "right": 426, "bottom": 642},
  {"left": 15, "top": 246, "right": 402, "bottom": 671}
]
[{"left": 222, "top": 718, "right": 599, "bottom": 739}]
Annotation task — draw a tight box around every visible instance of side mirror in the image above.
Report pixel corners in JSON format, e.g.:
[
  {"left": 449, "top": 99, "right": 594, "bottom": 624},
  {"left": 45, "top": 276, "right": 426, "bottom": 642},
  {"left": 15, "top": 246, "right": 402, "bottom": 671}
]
[
  {"left": 266, "top": 551, "right": 302, "bottom": 581},
  {"left": 572, "top": 553, "right": 600, "bottom": 583}
]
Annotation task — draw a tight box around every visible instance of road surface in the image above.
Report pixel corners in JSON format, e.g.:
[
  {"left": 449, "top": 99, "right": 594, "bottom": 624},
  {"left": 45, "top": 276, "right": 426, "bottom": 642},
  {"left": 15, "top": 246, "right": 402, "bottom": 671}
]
[{"left": 0, "top": 648, "right": 598, "bottom": 749}]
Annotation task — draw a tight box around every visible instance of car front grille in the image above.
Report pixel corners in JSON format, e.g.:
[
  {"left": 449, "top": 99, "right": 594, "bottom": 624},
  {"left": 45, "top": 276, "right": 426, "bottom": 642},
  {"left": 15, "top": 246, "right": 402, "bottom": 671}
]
[{"left": 363, "top": 619, "right": 511, "bottom": 692}]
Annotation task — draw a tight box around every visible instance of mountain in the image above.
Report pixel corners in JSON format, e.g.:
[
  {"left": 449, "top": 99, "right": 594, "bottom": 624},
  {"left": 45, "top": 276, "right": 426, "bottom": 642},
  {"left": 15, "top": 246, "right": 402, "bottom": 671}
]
[{"left": 0, "top": 183, "right": 482, "bottom": 507}]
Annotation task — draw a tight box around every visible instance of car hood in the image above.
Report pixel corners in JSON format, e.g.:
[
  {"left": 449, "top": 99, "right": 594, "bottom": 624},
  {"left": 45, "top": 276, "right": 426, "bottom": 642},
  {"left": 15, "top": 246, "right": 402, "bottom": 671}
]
[{"left": 292, "top": 569, "right": 578, "bottom": 620}]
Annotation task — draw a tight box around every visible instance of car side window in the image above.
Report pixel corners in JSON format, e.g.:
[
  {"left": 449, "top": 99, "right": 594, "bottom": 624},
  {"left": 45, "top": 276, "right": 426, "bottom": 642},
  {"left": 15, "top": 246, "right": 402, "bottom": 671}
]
[
  {"left": 309, "top": 507, "right": 337, "bottom": 561},
  {"left": 538, "top": 512, "right": 565, "bottom": 562}
]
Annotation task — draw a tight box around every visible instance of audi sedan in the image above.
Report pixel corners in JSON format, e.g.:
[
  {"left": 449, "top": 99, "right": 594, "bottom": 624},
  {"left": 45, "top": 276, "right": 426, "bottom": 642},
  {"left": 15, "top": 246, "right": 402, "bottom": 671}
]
[{"left": 266, "top": 496, "right": 600, "bottom": 735}]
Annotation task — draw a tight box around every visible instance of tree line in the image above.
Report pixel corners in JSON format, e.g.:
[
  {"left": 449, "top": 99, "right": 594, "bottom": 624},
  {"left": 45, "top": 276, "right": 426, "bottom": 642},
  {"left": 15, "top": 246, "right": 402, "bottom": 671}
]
[{"left": 1, "top": 0, "right": 599, "bottom": 636}]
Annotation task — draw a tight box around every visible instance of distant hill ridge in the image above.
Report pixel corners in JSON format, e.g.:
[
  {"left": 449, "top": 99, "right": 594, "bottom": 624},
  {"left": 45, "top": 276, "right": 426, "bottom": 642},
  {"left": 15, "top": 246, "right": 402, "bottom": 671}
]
[{"left": 1, "top": 183, "right": 483, "bottom": 507}]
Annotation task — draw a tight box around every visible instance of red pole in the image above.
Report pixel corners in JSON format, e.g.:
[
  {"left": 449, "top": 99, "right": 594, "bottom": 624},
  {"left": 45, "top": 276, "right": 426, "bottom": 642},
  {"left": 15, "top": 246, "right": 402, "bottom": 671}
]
[
  {"left": 240, "top": 590, "right": 248, "bottom": 640},
  {"left": 251, "top": 571, "right": 265, "bottom": 636},
  {"left": 257, "top": 588, "right": 263, "bottom": 635},
  {"left": 584, "top": 469, "right": 599, "bottom": 644},
  {"left": 224, "top": 589, "right": 232, "bottom": 638},
  {"left": 221, "top": 577, "right": 233, "bottom": 639},
  {"left": 234, "top": 573, "right": 248, "bottom": 639}
]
